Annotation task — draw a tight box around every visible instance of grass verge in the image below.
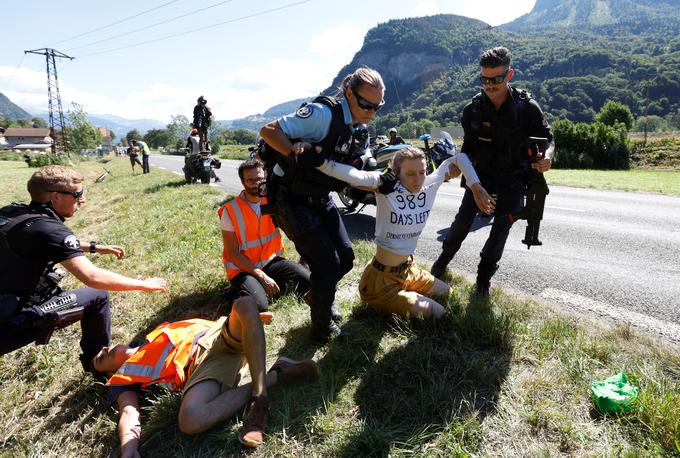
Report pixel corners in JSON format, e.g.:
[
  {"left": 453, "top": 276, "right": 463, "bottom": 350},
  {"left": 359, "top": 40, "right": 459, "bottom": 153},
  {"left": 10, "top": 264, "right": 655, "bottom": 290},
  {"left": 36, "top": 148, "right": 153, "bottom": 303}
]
[
  {"left": 547, "top": 168, "right": 680, "bottom": 195},
  {"left": 1, "top": 159, "right": 678, "bottom": 457}
]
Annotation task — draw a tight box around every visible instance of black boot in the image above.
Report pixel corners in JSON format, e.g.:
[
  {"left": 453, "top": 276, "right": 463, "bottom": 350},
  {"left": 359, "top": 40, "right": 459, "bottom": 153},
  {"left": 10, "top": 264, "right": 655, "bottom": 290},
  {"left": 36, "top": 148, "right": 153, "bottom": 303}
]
[
  {"left": 475, "top": 262, "right": 498, "bottom": 298},
  {"left": 431, "top": 250, "right": 455, "bottom": 278}
]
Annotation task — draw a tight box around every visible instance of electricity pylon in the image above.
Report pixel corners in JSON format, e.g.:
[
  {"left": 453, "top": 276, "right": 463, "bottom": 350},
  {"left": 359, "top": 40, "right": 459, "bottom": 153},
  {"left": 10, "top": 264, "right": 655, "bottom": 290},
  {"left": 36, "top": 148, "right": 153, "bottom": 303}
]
[{"left": 24, "top": 48, "right": 74, "bottom": 154}]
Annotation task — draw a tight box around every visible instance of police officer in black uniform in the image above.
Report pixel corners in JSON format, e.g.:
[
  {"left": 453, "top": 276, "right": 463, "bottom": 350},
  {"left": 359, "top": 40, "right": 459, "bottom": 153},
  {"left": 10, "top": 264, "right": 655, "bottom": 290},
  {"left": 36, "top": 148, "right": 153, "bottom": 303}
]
[
  {"left": 430, "top": 47, "right": 555, "bottom": 296},
  {"left": 0, "top": 165, "right": 167, "bottom": 372},
  {"left": 260, "top": 66, "right": 385, "bottom": 341}
]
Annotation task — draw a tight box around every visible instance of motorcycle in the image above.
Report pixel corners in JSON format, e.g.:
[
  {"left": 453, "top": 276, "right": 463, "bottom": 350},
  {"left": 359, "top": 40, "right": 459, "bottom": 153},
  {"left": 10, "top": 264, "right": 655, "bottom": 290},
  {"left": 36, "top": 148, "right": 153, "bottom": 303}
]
[
  {"left": 183, "top": 143, "right": 221, "bottom": 184},
  {"left": 336, "top": 142, "right": 410, "bottom": 212},
  {"left": 419, "top": 131, "right": 457, "bottom": 174}
]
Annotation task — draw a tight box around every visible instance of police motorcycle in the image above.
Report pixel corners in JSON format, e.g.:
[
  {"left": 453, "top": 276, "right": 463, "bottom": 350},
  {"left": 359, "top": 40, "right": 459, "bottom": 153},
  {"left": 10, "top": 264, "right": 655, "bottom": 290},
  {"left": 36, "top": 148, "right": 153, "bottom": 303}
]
[
  {"left": 183, "top": 141, "right": 222, "bottom": 184},
  {"left": 336, "top": 140, "right": 411, "bottom": 212},
  {"left": 419, "top": 131, "right": 457, "bottom": 174}
]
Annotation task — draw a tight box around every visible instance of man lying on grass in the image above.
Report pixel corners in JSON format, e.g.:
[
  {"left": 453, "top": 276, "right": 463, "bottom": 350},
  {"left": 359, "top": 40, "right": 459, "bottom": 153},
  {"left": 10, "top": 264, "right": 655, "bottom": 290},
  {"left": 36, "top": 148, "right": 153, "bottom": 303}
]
[{"left": 92, "top": 296, "right": 319, "bottom": 456}]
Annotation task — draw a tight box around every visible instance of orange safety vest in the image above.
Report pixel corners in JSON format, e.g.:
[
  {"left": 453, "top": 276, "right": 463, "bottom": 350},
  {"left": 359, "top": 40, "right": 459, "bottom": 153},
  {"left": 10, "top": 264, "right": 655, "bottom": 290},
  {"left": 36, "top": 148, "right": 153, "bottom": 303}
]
[
  {"left": 107, "top": 319, "right": 216, "bottom": 391},
  {"left": 218, "top": 192, "right": 283, "bottom": 280}
]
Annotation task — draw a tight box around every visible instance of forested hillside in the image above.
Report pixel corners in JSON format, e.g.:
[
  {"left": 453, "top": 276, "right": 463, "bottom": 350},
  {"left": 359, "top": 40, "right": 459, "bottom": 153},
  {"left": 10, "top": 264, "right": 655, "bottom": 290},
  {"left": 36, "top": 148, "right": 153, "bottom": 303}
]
[{"left": 318, "top": 0, "right": 680, "bottom": 135}]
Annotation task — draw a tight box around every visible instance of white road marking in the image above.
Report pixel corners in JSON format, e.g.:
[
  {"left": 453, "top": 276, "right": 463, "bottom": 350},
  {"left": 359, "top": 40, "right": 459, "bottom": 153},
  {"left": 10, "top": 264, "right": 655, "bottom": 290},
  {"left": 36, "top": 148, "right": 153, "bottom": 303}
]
[
  {"left": 541, "top": 288, "right": 680, "bottom": 342},
  {"left": 545, "top": 205, "right": 584, "bottom": 212},
  {"left": 173, "top": 171, "right": 183, "bottom": 176},
  {"left": 157, "top": 166, "right": 166, "bottom": 170}
]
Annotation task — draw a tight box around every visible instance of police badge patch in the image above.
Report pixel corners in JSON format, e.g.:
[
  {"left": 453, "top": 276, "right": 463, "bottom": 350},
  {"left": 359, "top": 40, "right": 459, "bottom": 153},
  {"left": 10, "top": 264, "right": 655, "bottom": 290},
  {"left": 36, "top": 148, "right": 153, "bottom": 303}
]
[
  {"left": 296, "top": 105, "right": 314, "bottom": 118},
  {"left": 63, "top": 235, "right": 81, "bottom": 249}
]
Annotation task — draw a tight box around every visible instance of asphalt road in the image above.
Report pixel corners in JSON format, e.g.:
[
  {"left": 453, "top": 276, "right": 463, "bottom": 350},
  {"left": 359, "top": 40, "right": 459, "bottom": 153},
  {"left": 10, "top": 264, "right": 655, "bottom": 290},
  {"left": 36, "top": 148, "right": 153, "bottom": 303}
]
[{"left": 151, "top": 155, "right": 680, "bottom": 342}]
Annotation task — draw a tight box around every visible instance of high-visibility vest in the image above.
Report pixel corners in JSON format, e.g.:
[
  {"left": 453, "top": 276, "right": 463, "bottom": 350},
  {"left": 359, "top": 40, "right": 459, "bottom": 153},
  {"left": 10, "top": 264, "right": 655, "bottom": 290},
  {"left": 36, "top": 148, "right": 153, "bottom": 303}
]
[
  {"left": 107, "top": 319, "right": 216, "bottom": 391},
  {"left": 218, "top": 193, "right": 283, "bottom": 280}
]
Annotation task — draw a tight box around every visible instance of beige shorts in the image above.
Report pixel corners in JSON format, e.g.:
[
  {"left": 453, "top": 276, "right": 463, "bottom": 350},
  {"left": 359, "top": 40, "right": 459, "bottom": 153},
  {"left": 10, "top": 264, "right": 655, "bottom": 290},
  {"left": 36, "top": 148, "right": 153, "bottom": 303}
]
[
  {"left": 358, "top": 256, "right": 435, "bottom": 315},
  {"left": 182, "top": 316, "right": 248, "bottom": 396}
]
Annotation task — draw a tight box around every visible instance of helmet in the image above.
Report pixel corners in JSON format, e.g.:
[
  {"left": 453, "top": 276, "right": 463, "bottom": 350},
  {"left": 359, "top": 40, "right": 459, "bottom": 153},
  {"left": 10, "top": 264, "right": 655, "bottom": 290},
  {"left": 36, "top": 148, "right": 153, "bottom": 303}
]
[
  {"left": 389, "top": 127, "right": 397, "bottom": 133},
  {"left": 197, "top": 95, "right": 206, "bottom": 103},
  {"left": 436, "top": 131, "right": 455, "bottom": 155}
]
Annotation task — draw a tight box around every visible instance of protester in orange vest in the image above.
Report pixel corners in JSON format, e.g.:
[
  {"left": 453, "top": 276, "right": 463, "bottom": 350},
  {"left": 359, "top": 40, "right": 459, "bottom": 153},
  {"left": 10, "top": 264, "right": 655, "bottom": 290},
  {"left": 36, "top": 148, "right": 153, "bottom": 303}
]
[
  {"left": 219, "top": 159, "right": 314, "bottom": 313},
  {"left": 93, "top": 296, "right": 320, "bottom": 453}
]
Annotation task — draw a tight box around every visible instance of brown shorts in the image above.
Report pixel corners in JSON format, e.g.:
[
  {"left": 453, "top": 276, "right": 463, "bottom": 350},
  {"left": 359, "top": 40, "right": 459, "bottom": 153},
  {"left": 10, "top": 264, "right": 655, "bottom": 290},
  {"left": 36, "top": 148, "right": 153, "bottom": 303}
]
[
  {"left": 358, "top": 256, "right": 435, "bottom": 315},
  {"left": 182, "top": 316, "right": 248, "bottom": 396}
]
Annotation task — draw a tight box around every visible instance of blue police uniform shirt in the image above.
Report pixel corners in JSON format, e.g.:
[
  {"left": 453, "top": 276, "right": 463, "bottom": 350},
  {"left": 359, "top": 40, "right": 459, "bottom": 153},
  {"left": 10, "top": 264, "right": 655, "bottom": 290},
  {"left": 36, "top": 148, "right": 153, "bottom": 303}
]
[{"left": 278, "top": 98, "right": 355, "bottom": 142}]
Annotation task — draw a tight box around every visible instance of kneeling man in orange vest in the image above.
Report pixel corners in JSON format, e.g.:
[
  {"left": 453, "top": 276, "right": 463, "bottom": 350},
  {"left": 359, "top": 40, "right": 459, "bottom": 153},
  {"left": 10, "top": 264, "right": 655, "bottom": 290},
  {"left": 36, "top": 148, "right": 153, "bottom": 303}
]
[
  {"left": 92, "top": 296, "right": 319, "bottom": 453},
  {"left": 218, "top": 159, "right": 312, "bottom": 311}
]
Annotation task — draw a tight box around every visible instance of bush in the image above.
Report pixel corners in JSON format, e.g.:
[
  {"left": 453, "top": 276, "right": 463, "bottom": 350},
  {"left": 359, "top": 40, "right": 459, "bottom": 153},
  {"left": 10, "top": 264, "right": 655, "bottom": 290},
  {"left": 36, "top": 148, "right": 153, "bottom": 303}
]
[
  {"left": 553, "top": 118, "right": 630, "bottom": 170},
  {"left": 25, "top": 153, "right": 70, "bottom": 168}
]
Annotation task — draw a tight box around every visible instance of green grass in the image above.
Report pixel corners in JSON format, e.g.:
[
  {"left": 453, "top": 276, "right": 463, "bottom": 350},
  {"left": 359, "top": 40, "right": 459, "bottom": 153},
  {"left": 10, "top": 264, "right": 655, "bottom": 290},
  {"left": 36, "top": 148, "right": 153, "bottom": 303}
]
[
  {"left": 547, "top": 169, "right": 680, "bottom": 195},
  {"left": 1, "top": 159, "right": 679, "bottom": 457},
  {"left": 216, "top": 144, "right": 251, "bottom": 160}
]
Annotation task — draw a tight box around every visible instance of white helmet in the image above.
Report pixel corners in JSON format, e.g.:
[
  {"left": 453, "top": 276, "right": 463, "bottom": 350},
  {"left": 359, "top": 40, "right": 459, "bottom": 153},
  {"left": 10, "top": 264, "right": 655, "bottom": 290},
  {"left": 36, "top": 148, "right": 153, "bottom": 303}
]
[{"left": 437, "top": 131, "right": 456, "bottom": 155}]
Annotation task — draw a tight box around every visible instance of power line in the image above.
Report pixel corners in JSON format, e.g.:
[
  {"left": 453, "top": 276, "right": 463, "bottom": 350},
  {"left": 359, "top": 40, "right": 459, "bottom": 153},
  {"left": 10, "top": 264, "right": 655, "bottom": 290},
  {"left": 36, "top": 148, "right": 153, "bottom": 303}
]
[
  {"left": 66, "top": 0, "right": 234, "bottom": 52},
  {"left": 49, "top": 0, "right": 182, "bottom": 46},
  {"left": 77, "top": 0, "right": 313, "bottom": 58}
]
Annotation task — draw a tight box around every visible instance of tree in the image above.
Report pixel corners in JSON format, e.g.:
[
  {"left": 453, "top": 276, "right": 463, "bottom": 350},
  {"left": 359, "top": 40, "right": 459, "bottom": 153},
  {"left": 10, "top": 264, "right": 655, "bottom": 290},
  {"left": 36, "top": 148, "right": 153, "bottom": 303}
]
[
  {"left": 232, "top": 128, "right": 257, "bottom": 145},
  {"left": 595, "top": 100, "right": 633, "bottom": 131},
  {"left": 166, "top": 114, "right": 191, "bottom": 147},
  {"left": 110, "top": 130, "right": 116, "bottom": 141},
  {"left": 126, "top": 129, "right": 141, "bottom": 143},
  {"left": 143, "top": 128, "right": 173, "bottom": 149},
  {"left": 31, "top": 117, "right": 48, "bottom": 128},
  {"left": 67, "top": 102, "right": 102, "bottom": 152}
]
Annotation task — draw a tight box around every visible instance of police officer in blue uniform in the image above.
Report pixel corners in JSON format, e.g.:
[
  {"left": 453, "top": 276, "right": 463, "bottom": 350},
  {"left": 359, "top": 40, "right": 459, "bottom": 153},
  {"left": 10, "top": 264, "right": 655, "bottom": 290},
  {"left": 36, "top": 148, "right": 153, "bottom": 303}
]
[
  {"left": 0, "top": 165, "right": 167, "bottom": 372},
  {"left": 430, "top": 47, "right": 555, "bottom": 296},
  {"left": 260, "top": 66, "right": 385, "bottom": 341}
]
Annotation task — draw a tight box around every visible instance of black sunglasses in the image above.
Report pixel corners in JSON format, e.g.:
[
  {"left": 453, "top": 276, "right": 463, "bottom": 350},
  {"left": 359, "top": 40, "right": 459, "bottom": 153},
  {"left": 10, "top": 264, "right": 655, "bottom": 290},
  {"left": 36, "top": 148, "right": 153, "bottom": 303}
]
[
  {"left": 46, "top": 187, "right": 85, "bottom": 199},
  {"left": 479, "top": 69, "right": 509, "bottom": 86},
  {"left": 351, "top": 88, "right": 385, "bottom": 112}
]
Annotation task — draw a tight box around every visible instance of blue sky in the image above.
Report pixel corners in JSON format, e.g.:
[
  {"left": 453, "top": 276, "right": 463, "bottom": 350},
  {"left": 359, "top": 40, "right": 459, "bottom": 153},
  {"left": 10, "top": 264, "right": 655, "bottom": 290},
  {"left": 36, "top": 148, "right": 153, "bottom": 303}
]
[{"left": 1, "top": 0, "right": 535, "bottom": 122}]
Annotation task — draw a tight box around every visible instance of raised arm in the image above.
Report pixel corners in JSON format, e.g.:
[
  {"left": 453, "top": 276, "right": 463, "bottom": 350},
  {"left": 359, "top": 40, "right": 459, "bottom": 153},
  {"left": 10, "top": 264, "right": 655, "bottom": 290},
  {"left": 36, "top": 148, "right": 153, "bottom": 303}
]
[
  {"left": 316, "top": 160, "right": 381, "bottom": 188},
  {"left": 424, "top": 154, "right": 480, "bottom": 187},
  {"left": 117, "top": 390, "right": 142, "bottom": 458}
]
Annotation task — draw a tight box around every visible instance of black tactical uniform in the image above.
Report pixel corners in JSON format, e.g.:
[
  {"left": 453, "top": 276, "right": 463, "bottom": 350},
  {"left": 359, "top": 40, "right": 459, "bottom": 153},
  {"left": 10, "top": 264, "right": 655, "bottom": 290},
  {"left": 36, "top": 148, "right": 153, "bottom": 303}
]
[
  {"left": 431, "top": 87, "right": 553, "bottom": 292},
  {"left": 270, "top": 95, "right": 368, "bottom": 340},
  {"left": 0, "top": 202, "right": 111, "bottom": 371}
]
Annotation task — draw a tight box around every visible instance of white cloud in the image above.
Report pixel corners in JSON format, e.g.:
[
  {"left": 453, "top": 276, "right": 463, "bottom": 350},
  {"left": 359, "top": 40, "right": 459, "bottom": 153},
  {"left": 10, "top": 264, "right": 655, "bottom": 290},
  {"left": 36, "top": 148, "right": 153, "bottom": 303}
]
[{"left": 409, "top": 1, "right": 441, "bottom": 17}]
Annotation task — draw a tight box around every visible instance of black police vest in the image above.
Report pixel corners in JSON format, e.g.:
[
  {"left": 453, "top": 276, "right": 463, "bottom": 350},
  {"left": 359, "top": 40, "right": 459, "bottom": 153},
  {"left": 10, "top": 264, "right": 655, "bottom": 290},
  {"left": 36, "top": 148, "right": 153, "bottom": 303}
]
[
  {"left": 0, "top": 203, "right": 59, "bottom": 300},
  {"left": 281, "top": 96, "right": 356, "bottom": 199},
  {"left": 468, "top": 87, "right": 533, "bottom": 175}
]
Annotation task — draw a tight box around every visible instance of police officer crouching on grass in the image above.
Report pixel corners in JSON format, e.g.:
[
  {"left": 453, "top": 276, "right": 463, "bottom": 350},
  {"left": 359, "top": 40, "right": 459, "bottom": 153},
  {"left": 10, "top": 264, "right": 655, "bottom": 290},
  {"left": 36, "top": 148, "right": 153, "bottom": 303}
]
[
  {"left": 430, "top": 47, "right": 555, "bottom": 297},
  {"left": 260, "top": 66, "right": 385, "bottom": 341},
  {"left": 219, "top": 159, "right": 310, "bottom": 311},
  {"left": 0, "top": 165, "right": 167, "bottom": 373}
]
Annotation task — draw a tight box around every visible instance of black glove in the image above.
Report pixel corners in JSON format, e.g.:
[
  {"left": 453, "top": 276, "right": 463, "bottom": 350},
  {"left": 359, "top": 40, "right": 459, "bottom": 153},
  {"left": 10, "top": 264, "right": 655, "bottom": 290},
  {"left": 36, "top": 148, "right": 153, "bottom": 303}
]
[
  {"left": 377, "top": 168, "right": 397, "bottom": 194},
  {"left": 296, "top": 149, "right": 325, "bottom": 168}
]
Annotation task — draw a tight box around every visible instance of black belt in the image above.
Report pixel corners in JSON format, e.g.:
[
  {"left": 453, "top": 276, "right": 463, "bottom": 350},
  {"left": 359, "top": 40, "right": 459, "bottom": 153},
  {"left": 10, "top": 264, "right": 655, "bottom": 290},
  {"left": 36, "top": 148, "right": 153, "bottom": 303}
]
[{"left": 371, "top": 257, "right": 411, "bottom": 274}]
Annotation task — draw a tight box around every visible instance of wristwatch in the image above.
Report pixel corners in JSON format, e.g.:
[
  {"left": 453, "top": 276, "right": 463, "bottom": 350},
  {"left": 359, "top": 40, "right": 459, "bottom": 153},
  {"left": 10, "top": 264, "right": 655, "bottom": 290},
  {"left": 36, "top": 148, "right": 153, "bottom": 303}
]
[{"left": 89, "top": 241, "right": 97, "bottom": 254}]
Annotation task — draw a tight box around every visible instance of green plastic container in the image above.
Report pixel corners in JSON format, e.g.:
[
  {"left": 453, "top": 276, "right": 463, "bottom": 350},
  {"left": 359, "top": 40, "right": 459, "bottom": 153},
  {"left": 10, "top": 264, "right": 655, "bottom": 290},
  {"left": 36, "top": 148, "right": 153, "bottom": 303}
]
[{"left": 591, "top": 372, "right": 639, "bottom": 413}]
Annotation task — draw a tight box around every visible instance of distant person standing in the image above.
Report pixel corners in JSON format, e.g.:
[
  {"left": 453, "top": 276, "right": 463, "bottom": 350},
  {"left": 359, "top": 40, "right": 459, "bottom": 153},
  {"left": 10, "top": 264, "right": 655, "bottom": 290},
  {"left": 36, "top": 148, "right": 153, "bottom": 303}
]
[
  {"left": 186, "top": 128, "right": 201, "bottom": 155},
  {"left": 388, "top": 127, "right": 405, "bottom": 145},
  {"left": 132, "top": 140, "right": 151, "bottom": 174},
  {"left": 126, "top": 142, "right": 142, "bottom": 173},
  {"left": 193, "top": 96, "right": 212, "bottom": 151}
]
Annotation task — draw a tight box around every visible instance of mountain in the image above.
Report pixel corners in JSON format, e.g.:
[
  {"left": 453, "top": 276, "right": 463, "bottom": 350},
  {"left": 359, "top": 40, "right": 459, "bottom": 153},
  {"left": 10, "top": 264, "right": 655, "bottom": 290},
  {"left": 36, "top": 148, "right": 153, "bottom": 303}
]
[
  {"left": 34, "top": 112, "right": 165, "bottom": 139},
  {"left": 504, "top": 0, "right": 680, "bottom": 33},
  {"left": 0, "top": 92, "right": 32, "bottom": 120},
  {"left": 218, "top": 98, "right": 308, "bottom": 131}
]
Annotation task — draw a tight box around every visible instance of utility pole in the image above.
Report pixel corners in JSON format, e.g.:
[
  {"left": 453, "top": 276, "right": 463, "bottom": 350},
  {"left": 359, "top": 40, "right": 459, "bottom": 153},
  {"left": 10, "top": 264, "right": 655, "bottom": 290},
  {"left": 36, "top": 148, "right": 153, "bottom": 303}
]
[{"left": 24, "top": 48, "right": 74, "bottom": 154}]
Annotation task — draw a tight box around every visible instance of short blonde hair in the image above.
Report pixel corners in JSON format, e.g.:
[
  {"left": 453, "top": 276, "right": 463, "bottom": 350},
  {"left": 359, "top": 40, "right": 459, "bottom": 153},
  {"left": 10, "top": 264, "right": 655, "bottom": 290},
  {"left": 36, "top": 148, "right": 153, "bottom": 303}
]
[
  {"left": 27, "top": 165, "right": 83, "bottom": 202},
  {"left": 337, "top": 66, "right": 385, "bottom": 96},
  {"left": 389, "top": 147, "right": 425, "bottom": 176}
]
